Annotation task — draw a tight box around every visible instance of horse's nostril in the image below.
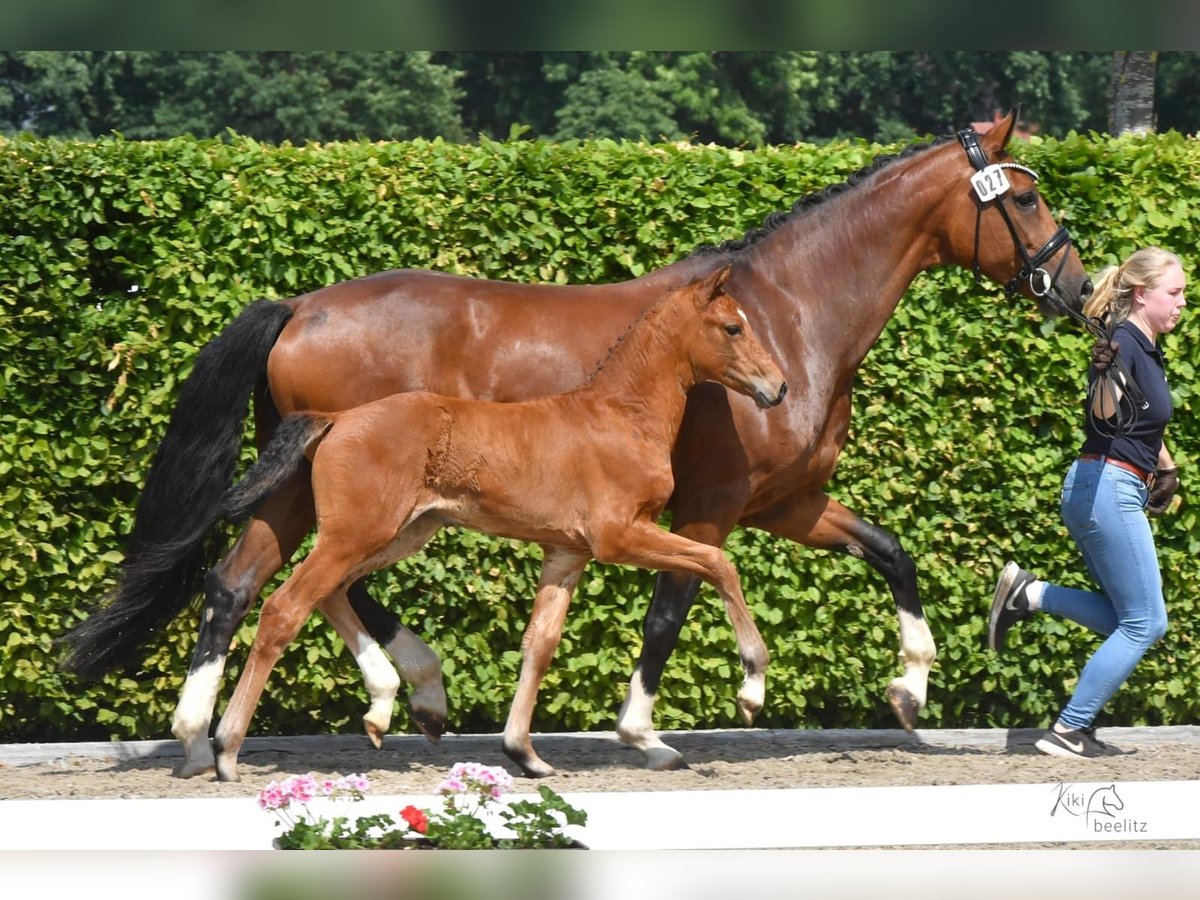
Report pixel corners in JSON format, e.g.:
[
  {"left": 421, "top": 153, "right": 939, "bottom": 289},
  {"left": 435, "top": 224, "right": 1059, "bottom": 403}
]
[
  {"left": 1080, "top": 279, "right": 1094, "bottom": 300},
  {"left": 777, "top": 382, "right": 788, "bottom": 401}
]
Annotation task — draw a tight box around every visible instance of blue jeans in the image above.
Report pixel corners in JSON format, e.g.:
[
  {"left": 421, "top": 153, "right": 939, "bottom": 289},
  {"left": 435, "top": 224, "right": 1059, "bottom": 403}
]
[{"left": 1039, "top": 458, "right": 1168, "bottom": 729}]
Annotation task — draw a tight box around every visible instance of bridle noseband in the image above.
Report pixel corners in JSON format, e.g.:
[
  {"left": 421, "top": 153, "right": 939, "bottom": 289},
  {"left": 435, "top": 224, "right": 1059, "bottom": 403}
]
[{"left": 957, "top": 127, "right": 1145, "bottom": 436}]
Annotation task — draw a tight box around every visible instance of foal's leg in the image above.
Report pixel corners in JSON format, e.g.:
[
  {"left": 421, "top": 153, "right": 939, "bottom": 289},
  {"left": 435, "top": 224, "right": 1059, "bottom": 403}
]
[
  {"left": 318, "top": 591, "right": 403, "bottom": 749},
  {"left": 743, "top": 491, "right": 935, "bottom": 731},
  {"left": 320, "top": 518, "right": 446, "bottom": 748},
  {"left": 501, "top": 546, "right": 590, "bottom": 778},
  {"left": 172, "top": 473, "right": 443, "bottom": 776},
  {"left": 212, "top": 543, "right": 361, "bottom": 782},
  {"left": 595, "top": 520, "right": 769, "bottom": 725}
]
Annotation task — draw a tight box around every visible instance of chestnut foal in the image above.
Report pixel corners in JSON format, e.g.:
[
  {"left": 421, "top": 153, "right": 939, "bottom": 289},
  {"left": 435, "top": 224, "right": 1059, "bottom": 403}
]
[{"left": 210, "top": 264, "right": 786, "bottom": 781}]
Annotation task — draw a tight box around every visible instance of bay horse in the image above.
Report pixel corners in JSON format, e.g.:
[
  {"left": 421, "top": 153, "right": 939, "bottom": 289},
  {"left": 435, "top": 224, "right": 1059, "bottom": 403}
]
[
  {"left": 204, "top": 266, "right": 786, "bottom": 781},
  {"left": 62, "top": 112, "right": 1093, "bottom": 776}
]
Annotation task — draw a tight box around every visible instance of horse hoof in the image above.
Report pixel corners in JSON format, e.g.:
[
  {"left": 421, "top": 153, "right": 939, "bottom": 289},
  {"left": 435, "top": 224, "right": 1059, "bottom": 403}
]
[
  {"left": 736, "top": 695, "right": 762, "bottom": 726},
  {"left": 213, "top": 755, "right": 242, "bottom": 783},
  {"left": 408, "top": 704, "right": 445, "bottom": 743},
  {"left": 886, "top": 683, "right": 921, "bottom": 732},
  {"left": 642, "top": 746, "right": 686, "bottom": 771}
]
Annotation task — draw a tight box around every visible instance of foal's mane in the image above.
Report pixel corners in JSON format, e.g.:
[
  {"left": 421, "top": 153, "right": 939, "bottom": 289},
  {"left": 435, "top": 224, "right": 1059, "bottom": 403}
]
[
  {"left": 583, "top": 284, "right": 690, "bottom": 384},
  {"left": 689, "top": 132, "right": 956, "bottom": 258}
]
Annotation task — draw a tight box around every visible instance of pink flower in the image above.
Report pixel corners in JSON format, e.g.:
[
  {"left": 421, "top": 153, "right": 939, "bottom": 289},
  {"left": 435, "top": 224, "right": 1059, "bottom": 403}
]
[
  {"left": 344, "top": 773, "right": 372, "bottom": 794},
  {"left": 281, "top": 773, "right": 318, "bottom": 803},
  {"left": 437, "top": 762, "right": 513, "bottom": 798},
  {"left": 436, "top": 775, "right": 467, "bottom": 796},
  {"left": 256, "top": 781, "right": 288, "bottom": 811}
]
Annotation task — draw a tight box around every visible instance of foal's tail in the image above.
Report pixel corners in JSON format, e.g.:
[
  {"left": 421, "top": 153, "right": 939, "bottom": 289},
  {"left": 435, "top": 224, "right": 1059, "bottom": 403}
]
[
  {"left": 60, "top": 300, "right": 294, "bottom": 679},
  {"left": 221, "top": 413, "right": 333, "bottom": 525}
]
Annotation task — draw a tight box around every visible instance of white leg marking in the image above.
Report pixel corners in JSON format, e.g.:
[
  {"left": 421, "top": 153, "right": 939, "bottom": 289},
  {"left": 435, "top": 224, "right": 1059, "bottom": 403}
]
[
  {"left": 616, "top": 668, "right": 685, "bottom": 769},
  {"left": 893, "top": 607, "right": 936, "bottom": 707},
  {"left": 350, "top": 629, "right": 401, "bottom": 746},
  {"left": 171, "top": 659, "right": 224, "bottom": 776}
]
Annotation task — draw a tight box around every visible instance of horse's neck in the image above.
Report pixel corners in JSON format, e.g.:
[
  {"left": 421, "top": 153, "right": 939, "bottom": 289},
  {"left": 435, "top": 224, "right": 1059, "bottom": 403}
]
[
  {"left": 581, "top": 297, "right": 693, "bottom": 445},
  {"left": 751, "top": 151, "right": 955, "bottom": 369}
]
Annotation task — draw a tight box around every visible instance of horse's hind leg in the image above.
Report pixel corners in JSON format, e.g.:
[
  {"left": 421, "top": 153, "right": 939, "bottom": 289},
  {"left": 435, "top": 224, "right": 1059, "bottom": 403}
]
[
  {"left": 502, "top": 546, "right": 590, "bottom": 778},
  {"left": 171, "top": 475, "right": 314, "bottom": 778},
  {"left": 346, "top": 579, "right": 447, "bottom": 742},
  {"left": 325, "top": 516, "right": 445, "bottom": 748},
  {"left": 744, "top": 491, "right": 935, "bottom": 731}
]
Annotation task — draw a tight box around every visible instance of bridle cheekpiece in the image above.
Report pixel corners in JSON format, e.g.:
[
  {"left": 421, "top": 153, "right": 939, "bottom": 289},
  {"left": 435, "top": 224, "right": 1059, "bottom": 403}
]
[{"left": 957, "top": 127, "right": 1073, "bottom": 304}]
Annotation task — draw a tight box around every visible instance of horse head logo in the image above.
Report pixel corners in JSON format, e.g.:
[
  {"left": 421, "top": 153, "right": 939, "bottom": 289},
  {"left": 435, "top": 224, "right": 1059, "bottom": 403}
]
[{"left": 1086, "top": 785, "right": 1124, "bottom": 824}]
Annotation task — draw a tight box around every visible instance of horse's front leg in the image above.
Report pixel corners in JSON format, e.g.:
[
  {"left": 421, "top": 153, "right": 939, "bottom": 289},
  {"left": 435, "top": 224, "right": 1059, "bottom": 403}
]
[
  {"left": 501, "top": 546, "right": 590, "bottom": 778},
  {"left": 744, "top": 491, "right": 935, "bottom": 731},
  {"left": 615, "top": 517, "right": 738, "bottom": 771},
  {"left": 597, "top": 520, "right": 768, "bottom": 734},
  {"left": 171, "top": 475, "right": 314, "bottom": 778}
]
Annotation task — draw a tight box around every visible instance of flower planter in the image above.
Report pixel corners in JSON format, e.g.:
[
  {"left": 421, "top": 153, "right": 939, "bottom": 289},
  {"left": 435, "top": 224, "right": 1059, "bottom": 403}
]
[{"left": 261, "top": 762, "right": 588, "bottom": 851}]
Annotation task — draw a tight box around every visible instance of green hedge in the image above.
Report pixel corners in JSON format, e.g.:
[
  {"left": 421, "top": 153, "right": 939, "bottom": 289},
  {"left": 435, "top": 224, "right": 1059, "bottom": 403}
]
[{"left": 3, "top": 131, "right": 1199, "bottom": 743}]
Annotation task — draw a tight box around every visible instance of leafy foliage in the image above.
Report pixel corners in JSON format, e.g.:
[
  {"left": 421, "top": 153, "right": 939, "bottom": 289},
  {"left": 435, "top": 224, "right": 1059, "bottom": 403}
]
[
  {"left": 6, "top": 51, "right": 1200, "bottom": 145},
  {"left": 3, "top": 131, "right": 1200, "bottom": 743}
]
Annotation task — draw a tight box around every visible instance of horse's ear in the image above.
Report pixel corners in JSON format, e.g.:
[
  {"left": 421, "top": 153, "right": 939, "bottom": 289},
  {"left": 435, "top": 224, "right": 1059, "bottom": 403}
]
[{"left": 981, "top": 107, "right": 1019, "bottom": 157}]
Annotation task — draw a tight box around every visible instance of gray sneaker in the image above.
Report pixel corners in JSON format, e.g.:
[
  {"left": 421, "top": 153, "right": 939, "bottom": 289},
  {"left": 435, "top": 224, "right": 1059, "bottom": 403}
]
[{"left": 988, "top": 561, "right": 1036, "bottom": 652}]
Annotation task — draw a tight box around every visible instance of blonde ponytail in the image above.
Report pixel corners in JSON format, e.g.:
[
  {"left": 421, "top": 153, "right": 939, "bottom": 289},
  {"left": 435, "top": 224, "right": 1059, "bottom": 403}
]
[{"left": 1082, "top": 246, "right": 1183, "bottom": 327}]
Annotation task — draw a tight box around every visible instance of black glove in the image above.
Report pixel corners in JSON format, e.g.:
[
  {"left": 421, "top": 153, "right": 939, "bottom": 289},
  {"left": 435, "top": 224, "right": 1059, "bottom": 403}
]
[
  {"left": 1091, "top": 335, "right": 1119, "bottom": 374},
  {"left": 1146, "top": 467, "right": 1179, "bottom": 517}
]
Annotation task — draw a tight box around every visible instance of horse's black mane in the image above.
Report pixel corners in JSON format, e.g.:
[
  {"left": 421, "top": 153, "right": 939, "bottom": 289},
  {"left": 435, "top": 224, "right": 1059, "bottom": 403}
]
[{"left": 689, "top": 132, "right": 957, "bottom": 258}]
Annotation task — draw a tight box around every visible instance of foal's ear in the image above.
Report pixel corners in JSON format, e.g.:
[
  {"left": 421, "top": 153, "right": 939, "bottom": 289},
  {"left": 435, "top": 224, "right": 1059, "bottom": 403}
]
[{"left": 694, "top": 263, "right": 734, "bottom": 304}]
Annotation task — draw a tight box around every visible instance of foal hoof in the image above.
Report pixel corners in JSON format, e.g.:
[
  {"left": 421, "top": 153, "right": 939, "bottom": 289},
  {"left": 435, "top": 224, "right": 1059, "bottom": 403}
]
[
  {"left": 886, "top": 682, "right": 921, "bottom": 732},
  {"left": 503, "top": 742, "right": 555, "bottom": 778},
  {"left": 364, "top": 717, "right": 387, "bottom": 750},
  {"left": 642, "top": 746, "right": 686, "bottom": 771},
  {"left": 172, "top": 758, "right": 215, "bottom": 779}
]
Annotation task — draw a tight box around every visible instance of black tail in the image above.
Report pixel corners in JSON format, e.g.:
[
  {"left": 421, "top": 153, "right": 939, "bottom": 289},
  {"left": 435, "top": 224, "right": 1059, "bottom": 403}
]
[
  {"left": 222, "top": 413, "right": 332, "bottom": 525},
  {"left": 60, "top": 300, "right": 294, "bottom": 679}
]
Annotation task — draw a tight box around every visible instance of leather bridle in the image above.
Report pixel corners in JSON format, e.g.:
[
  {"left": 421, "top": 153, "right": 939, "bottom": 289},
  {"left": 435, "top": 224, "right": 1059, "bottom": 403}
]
[
  {"left": 957, "top": 127, "right": 1145, "bottom": 436},
  {"left": 957, "top": 127, "right": 1079, "bottom": 317}
]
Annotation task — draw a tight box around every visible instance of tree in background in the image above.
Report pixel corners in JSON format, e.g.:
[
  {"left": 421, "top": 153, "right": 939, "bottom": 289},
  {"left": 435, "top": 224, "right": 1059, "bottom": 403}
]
[
  {"left": 1, "top": 51, "right": 466, "bottom": 142},
  {"left": 1109, "top": 50, "right": 1158, "bottom": 135},
  {"left": 3, "top": 51, "right": 1199, "bottom": 145}
]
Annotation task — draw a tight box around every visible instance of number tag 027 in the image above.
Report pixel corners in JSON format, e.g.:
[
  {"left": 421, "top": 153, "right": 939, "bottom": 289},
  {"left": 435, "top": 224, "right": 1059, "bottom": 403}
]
[{"left": 970, "top": 164, "right": 1011, "bottom": 203}]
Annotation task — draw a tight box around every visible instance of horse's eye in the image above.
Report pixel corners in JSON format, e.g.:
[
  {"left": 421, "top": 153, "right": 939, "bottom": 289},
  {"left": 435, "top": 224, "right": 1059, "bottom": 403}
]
[
  {"left": 725, "top": 324, "right": 743, "bottom": 336},
  {"left": 1016, "top": 191, "right": 1037, "bottom": 209}
]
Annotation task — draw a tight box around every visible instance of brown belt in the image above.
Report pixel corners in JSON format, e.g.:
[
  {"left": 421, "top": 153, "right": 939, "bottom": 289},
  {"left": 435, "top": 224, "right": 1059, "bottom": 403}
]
[{"left": 1078, "top": 453, "right": 1156, "bottom": 488}]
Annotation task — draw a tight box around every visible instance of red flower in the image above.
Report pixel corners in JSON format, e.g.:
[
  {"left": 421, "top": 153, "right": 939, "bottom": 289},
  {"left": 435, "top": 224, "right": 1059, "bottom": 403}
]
[{"left": 400, "top": 805, "right": 429, "bottom": 834}]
